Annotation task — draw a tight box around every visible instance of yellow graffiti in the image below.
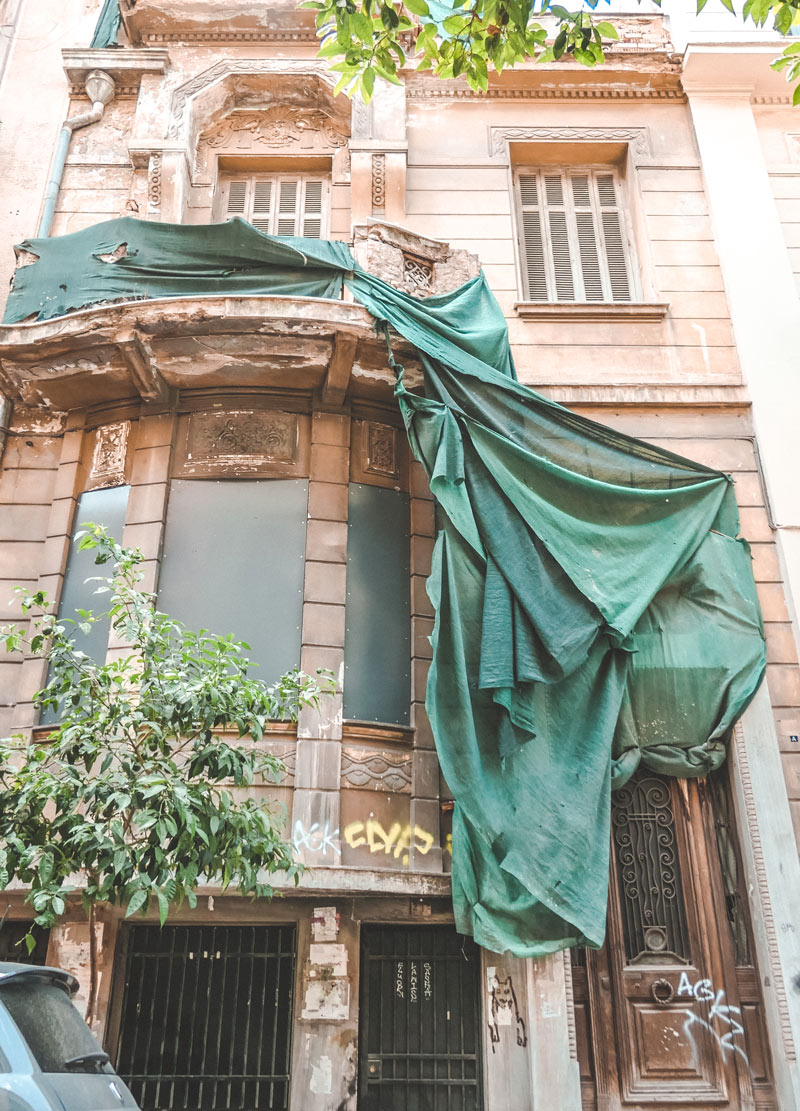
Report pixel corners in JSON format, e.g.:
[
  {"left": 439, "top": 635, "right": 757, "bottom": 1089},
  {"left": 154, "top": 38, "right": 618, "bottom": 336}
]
[{"left": 343, "top": 820, "right": 436, "bottom": 867}]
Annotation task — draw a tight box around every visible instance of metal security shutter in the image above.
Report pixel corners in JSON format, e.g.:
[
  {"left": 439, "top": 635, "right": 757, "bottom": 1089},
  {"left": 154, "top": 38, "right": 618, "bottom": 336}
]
[
  {"left": 359, "top": 925, "right": 484, "bottom": 1111},
  {"left": 115, "top": 924, "right": 296, "bottom": 1111},
  {"left": 516, "top": 168, "right": 633, "bottom": 303},
  {"left": 223, "top": 174, "right": 328, "bottom": 237}
]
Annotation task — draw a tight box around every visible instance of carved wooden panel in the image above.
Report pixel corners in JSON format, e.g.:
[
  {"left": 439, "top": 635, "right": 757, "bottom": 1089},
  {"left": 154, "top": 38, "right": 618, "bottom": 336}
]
[
  {"left": 350, "top": 418, "right": 406, "bottom": 490},
  {"left": 174, "top": 409, "right": 310, "bottom": 477}
]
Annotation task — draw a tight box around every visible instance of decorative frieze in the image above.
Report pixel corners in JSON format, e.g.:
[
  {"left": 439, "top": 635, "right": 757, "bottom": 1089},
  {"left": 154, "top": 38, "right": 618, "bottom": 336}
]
[
  {"left": 175, "top": 409, "right": 308, "bottom": 478},
  {"left": 402, "top": 255, "right": 433, "bottom": 296},
  {"left": 201, "top": 107, "right": 348, "bottom": 153},
  {"left": 88, "top": 420, "right": 130, "bottom": 490},
  {"left": 341, "top": 747, "right": 412, "bottom": 793},
  {"left": 146, "top": 152, "right": 162, "bottom": 217}
]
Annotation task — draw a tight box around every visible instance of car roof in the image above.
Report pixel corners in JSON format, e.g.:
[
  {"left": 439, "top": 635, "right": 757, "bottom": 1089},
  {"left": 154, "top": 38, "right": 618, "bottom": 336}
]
[{"left": 0, "top": 962, "right": 78, "bottom": 996}]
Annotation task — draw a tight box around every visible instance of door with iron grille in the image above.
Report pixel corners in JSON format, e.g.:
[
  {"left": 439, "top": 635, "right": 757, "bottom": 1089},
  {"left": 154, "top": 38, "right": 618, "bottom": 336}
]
[
  {"left": 359, "top": 924, "right": 484, "bottom": 1111},
  {"left": 112, "top": 924, "right": 296, "bottom": 1111},
  {"left": 571, "top": 769, "right": 777, "bottom": 1110}
]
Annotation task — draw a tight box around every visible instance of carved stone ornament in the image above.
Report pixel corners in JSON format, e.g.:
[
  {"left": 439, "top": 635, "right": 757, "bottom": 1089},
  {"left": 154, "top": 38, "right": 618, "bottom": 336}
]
[
  {"left": 185, "top": 410, "right": 298, "bottom": 472},
  {"left": 147, "top": 153, "right": 162, "bottom": 214},
  {"left": 341, "top": 748, "right": 412, "bottom": 793},
  {"left": 371, "top": 153, "right": 386, "bottom": 214},
  {"left": 201, "top": 107, "right": 348, "bottom": 153},
  {"left": 89, "top": 421, "right": 130, "bottom": 489},
  {"left": 402, "top": 254, "right": 433, "bottom": 295},
  {"left": 365, "top": 422, "right": 399, "bottom": 479}
]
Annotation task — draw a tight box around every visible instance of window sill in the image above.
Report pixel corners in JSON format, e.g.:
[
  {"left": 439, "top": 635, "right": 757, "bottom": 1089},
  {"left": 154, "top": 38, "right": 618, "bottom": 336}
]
[{"left": 514, "top": 301, "right": 670, "bottom": 323}]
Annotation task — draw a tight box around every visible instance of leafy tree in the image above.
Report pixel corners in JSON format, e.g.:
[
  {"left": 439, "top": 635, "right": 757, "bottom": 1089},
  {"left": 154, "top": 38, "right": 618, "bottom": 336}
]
[
  {"left": 306, "top": 0, "right": 800, "bottom": 101},
  {"left": 0, "top": 525, "right": 332, "bottom": 1020}
]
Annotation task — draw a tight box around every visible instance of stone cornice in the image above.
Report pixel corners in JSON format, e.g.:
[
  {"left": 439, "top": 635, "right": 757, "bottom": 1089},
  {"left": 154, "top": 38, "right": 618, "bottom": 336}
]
[{"left": 62, "top": 46, "right": 169, "bottom": 97}]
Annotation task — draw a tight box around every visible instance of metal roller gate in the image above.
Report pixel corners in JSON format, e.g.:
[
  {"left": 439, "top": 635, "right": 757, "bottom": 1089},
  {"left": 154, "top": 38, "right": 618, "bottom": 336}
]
[
  {"left": 113, "top": 924, "right": 296, "bottom": 1111},
  {"left": 359, "top": 924, "right": 484, "bottom": 1111}
]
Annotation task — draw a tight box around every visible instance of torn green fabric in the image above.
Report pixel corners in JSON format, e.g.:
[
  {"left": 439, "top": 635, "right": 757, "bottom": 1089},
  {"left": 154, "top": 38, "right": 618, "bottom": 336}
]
[
  {"left": 90, "top": 0, "right": 122, "bottom": 48},
  {"left": 2, "top": 219, "right": 766, "bottom": 956}
]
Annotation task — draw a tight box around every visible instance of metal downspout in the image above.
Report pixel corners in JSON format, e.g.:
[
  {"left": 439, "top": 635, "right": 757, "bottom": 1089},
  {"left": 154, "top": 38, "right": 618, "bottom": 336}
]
[{"left": 37, "top": 69, "right": 116, "bottom": 238}]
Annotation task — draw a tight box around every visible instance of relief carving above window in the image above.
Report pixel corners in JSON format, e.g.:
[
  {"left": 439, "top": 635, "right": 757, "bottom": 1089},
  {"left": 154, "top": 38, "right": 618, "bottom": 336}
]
[
  {"left": 174, "top": 409, "right": 310, "bottom": 479},
  {"left": 201, "top": 107, "right": 348, "bottom": 153}
]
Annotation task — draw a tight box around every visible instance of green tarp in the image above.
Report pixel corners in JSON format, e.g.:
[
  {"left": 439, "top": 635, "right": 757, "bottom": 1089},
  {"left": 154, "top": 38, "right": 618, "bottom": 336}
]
[
  {"left": 3, "top": 218, "right": 766, "bottom": 957},
  {"left": 90, "top": 0, "right": 122, "bottom": 48}
]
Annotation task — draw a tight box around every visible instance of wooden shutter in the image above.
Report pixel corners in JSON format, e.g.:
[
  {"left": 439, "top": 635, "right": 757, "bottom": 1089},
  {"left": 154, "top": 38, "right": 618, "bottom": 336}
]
[
  {"left": 301, "top": 179, "right": 325, "bottom": 238},
  {"left": 517, "top": 175, "right": 548, "bottom": 302},
  {"left": 225, "top": 180, "right": 248, "bottom": 218},
  {"left": 517, "top": 168, "right": 633, "bottom": 303},
  {"left": 543, "top": 173, "right": 576, "bottom": 301},
  {"left": 250, "top": 179, "right": 273, "bottom": 234},
  {"left": 221, "top": 174, "right": 327, "bottom": 237},
  {"left": 571, "top": 173, "right": 605, "bottom": 302},
  {"left": 596, "top": 172, "right": 632, "bottom": 302}
]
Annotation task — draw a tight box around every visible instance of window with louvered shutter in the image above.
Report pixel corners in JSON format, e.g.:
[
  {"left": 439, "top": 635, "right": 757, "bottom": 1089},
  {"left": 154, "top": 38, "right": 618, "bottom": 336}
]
[
  {"left": 221, "top": 174, "right": 329, "bottom": 238},
  {"left": 516, "top": 168, "right": 633, "bottom": 303}
]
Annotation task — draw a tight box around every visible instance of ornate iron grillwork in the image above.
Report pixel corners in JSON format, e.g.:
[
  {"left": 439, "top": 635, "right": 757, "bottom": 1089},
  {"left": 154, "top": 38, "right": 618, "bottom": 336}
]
[
  {"left": 611, "top": 773, "right": 690, "bottom": 964},
  {"left": 115, "top": 924, "right": 296, "bottom": 1111}
]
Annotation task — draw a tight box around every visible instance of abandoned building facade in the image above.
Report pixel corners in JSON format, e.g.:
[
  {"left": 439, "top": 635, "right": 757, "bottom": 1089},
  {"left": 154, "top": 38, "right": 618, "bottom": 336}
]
[{"left": 1, "top": 0, "right": 800, "bottom": 1109}]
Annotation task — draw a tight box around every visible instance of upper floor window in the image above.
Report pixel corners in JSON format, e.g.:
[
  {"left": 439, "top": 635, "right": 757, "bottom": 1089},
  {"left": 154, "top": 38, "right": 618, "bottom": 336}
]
[
  {"left": 515, "top": 168, "right": 633, "bottom": 303},
  {"left": 219, "top": 172, "right": 328, "bottom": 238}
]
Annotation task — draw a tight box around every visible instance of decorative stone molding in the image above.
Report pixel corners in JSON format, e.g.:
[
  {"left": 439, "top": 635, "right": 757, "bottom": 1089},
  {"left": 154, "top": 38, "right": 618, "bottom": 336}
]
[
  {"left": 371, "top": 153, "right": 386, "bottom": 214},
  {"left": 731, "top": 718, "right": 796, "bottom": 1062},
  {"left": 406, "top": 74, "right": 683, "bottom": 102},
  {"left": 167, "top": 60, "right": 342, "bottom": 141},
  {"left": 341, "top": 747, "right": 412, "bottom": 793},
  {"left": 88, "top": 421, "right": 130, "bottom": 490},
  {"left": 490, "top": 125, "right": 650, "bottom": 160},
  {"left": 173, "top": 409, "right": 310, "bottom": 478},
  {"left": 266, "top": 744, "right": 297, "bottom": 785},
  {"left": 562, "top": 951, "right": 578, "bottom": 1062},
  {"left": 146, "top": 153, "right": 162, "bottom": 217},
  {"left": 353, "top": 221, "right": 480, "bottom": 298}
]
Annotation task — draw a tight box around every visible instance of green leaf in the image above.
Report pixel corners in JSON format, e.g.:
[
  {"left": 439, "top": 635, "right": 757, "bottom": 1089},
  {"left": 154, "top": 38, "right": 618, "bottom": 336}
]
[
  {"left": 404, "top": 0, "right": 430, "bottom": 14},
  {"left": 125, "top": 889, "right": 148, "bottom": 918},
  {"left": 156, "top": 889, "right": 169, "bottom": 928},
  {"left": 595, "top": 21, "right": 619, "bottom": 39},
  {"left": 792, "top": 80, "right": 800, "bottom": 105}
]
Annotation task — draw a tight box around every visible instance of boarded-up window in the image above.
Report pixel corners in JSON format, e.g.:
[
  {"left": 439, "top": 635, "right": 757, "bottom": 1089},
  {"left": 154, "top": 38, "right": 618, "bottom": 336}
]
[
  {"left": 344, "top": 484, "right": 411, "bottom": 726},
  {"left": 41, "top": 485, "right": 130, "bottom": 724},
  {"left": 220, "top": 174, "right": 328, "bottom": 238},
  {"left": 516, "top": 169, "right": 632, "bottom": 303},
  {"left": 157, "top": 480, "right": 307, "bottom": 685}
]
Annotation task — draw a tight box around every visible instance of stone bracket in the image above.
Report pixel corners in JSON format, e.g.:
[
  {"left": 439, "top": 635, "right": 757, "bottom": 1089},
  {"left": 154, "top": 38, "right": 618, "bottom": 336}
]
[
  {"left": 322, "top": 333, "right": 358, "bottom": 407},
  {"left": 115, "top": 330, "right": 168, "bottom": 403}
]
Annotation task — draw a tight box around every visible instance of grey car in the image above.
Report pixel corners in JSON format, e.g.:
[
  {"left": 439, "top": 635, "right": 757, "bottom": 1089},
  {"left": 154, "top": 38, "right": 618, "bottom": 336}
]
[{"left": 0, "top": 961, "right": 140, "bottom": 1111}]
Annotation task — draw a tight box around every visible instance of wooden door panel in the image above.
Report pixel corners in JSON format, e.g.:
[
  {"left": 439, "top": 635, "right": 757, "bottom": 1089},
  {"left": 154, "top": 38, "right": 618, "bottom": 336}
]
[{"left": 577, "top": 770, "right": 777, "bottom": 1111}]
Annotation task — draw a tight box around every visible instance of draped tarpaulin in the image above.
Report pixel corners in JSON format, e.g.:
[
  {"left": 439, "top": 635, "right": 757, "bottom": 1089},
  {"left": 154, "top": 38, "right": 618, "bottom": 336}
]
[
  {"left": 90, "top": 0, "right": 122, "bottom": 48},
  {"left": 3, "top": 218, "right": 766, "bottom": 956}
]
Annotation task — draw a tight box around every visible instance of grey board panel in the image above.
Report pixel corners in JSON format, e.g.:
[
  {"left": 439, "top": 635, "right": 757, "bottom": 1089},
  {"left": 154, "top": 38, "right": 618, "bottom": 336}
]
[
  {"left": 41, "top": 485, "right": 130, "bottom": 724},
  {"left": 157, "top": 479, "right": 307, "bottom": 685},
  {"left": 344, "top": 483, "right": 411, "bottom": 726},
  {"left": 56, "top": 485, "right": 130, "bottom": 664}
]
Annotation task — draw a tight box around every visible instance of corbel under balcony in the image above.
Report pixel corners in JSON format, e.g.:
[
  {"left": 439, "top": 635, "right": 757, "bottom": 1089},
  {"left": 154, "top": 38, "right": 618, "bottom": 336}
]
[
  {"left": 62, "top": 47, "right": 170, "bottom": 97},
  {"left": 0, "top": 296, "right": 421, "bottom": 412}
]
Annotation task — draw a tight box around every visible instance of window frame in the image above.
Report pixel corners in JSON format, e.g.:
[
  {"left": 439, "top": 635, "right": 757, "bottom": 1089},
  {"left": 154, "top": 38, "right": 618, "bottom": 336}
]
[
  {"left": 513, "top": 163, "right": 642, "bottom": 305},
  {"left": 215, "top": 170, "right": 331, "bottom": 238}
]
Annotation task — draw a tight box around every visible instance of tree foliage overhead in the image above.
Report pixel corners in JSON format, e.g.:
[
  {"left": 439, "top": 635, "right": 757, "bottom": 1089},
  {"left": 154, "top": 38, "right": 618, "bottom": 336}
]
[
  {"left": 304, "top": 0, "right": 800, "bottom": 101},
  {"left": 0, "top": 527, "right": 332, "bottom": 949}
]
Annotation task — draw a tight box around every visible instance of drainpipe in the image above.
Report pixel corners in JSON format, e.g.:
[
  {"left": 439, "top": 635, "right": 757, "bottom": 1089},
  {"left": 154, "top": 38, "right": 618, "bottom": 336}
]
[{"left": 38, "top": 69, "right": 116, "bottom": 238}]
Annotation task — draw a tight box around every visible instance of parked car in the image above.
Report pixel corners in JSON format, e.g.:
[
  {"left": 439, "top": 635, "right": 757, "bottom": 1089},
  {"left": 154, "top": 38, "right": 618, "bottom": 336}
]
[{"left": 0, "top": 961, "right": 140, "bottom": 1110}]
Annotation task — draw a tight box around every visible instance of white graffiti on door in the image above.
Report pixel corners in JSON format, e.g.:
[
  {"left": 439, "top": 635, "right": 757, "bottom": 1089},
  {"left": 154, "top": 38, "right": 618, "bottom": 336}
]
[{"left": 677, "top": 973, "right": 749, "bottom": 1068}]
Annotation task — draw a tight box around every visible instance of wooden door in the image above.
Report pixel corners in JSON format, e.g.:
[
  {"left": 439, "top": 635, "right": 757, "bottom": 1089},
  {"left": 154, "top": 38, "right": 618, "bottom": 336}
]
[{"left": 572, "top": 769, "right": 776, "bottom": 1111}]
